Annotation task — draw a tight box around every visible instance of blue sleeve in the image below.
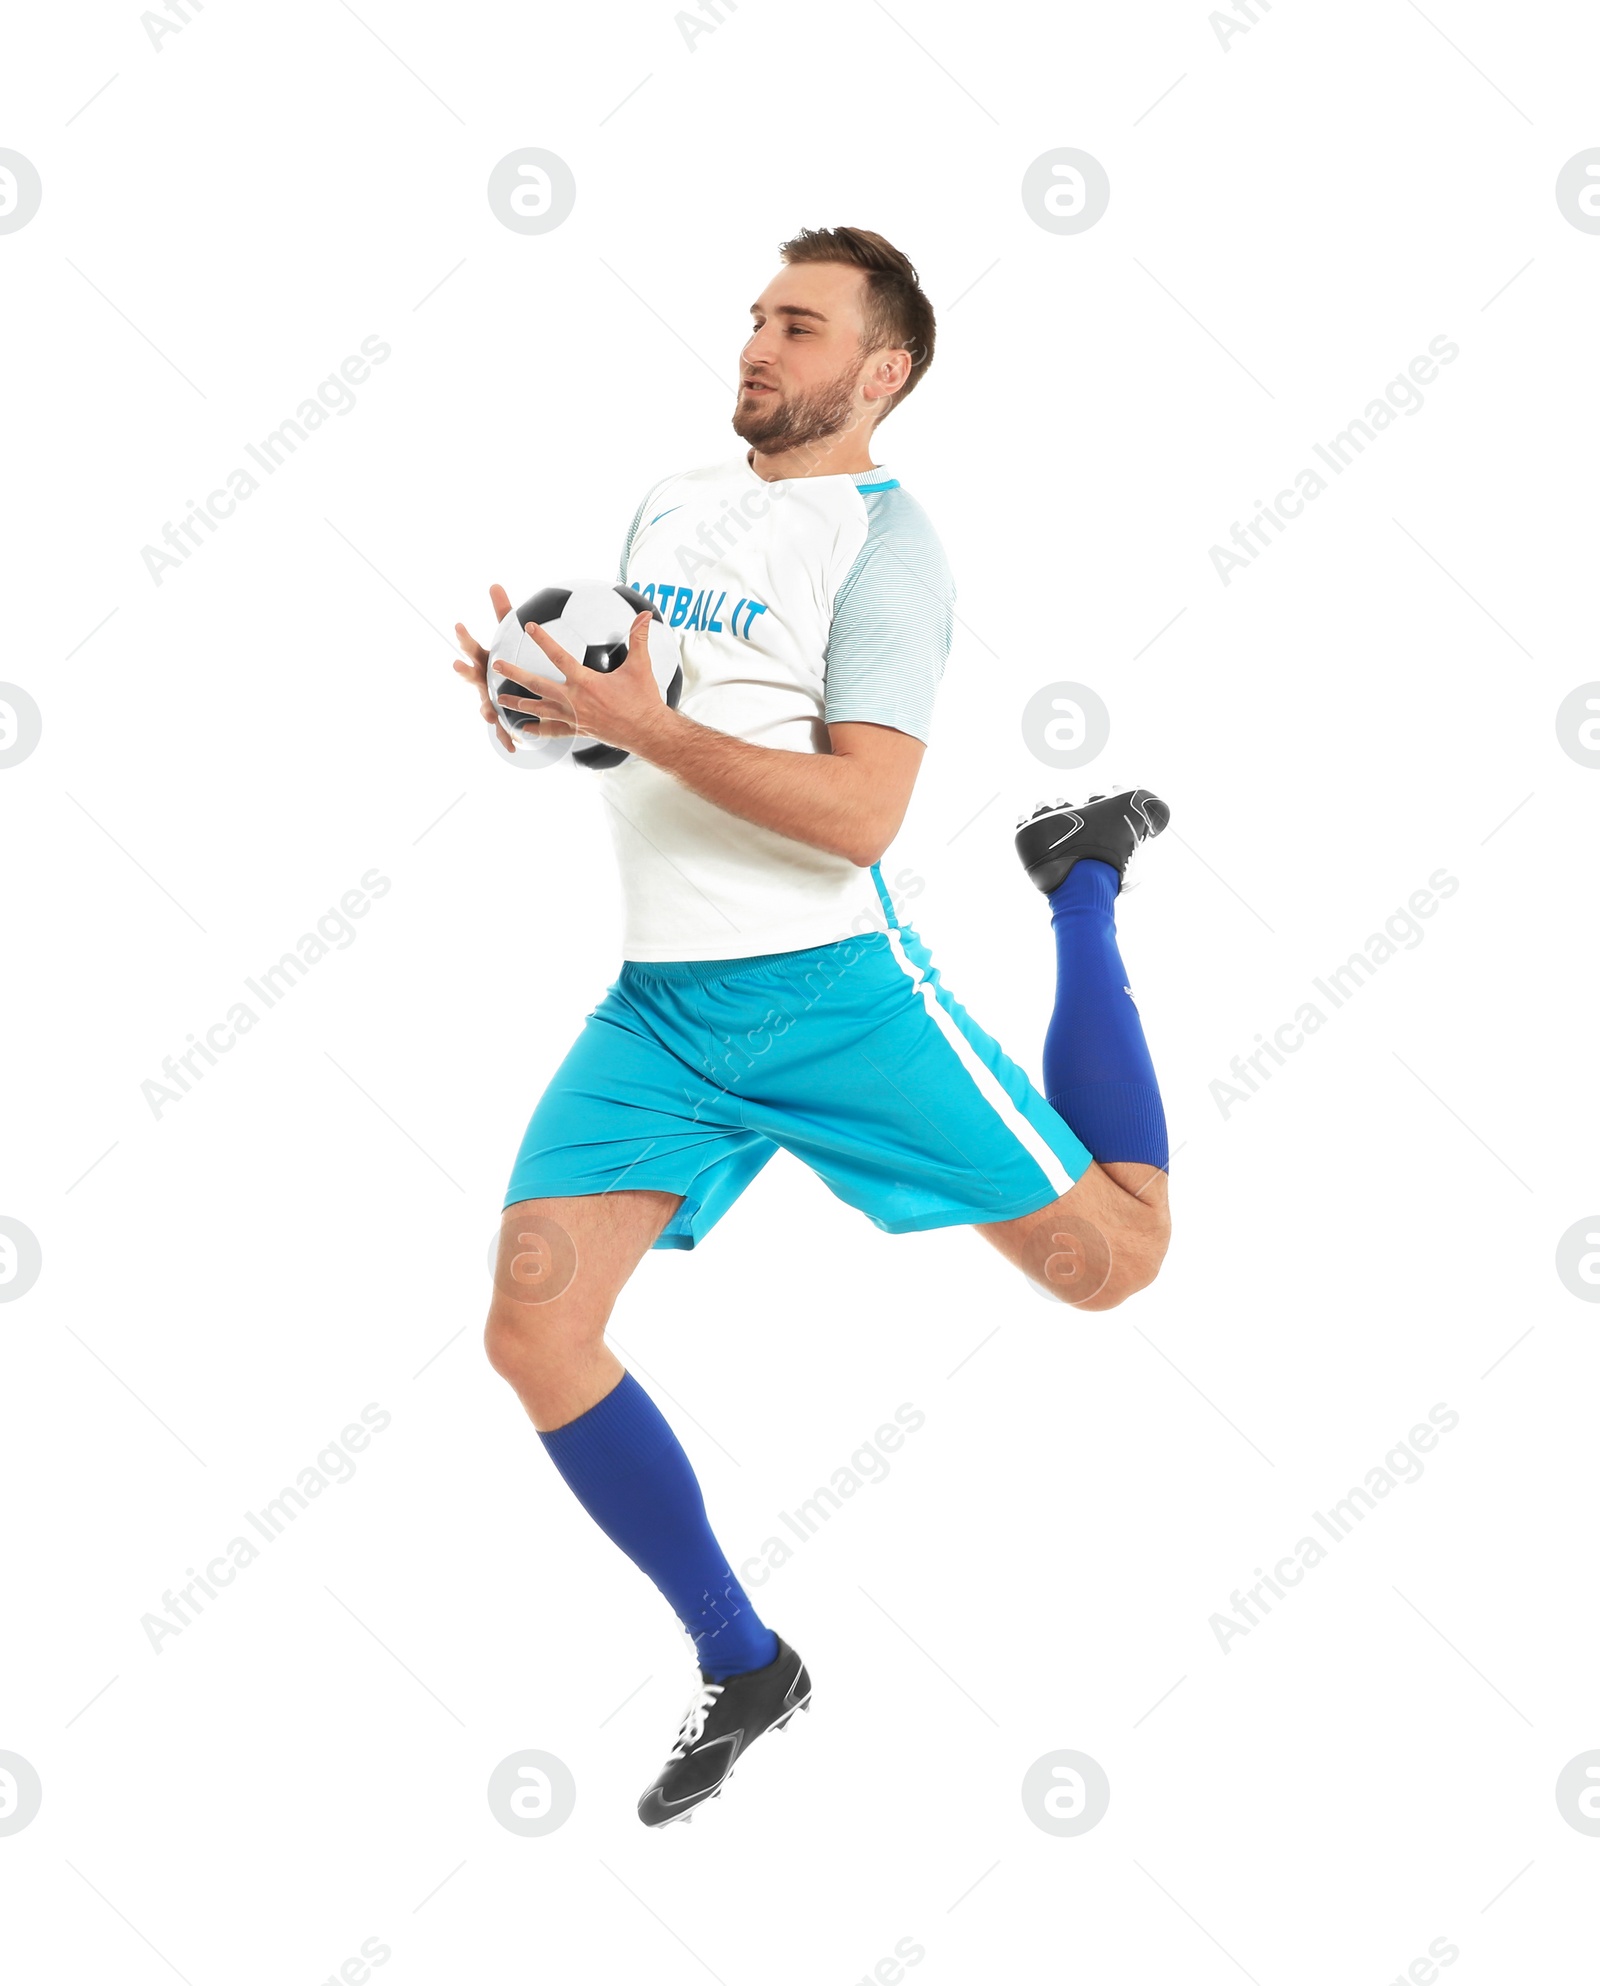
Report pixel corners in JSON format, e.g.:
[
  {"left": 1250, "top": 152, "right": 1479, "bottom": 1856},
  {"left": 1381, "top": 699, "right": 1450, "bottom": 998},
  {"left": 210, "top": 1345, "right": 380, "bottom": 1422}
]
[{"left": 823, "top": 489, "right": 955, "bottom": 744}]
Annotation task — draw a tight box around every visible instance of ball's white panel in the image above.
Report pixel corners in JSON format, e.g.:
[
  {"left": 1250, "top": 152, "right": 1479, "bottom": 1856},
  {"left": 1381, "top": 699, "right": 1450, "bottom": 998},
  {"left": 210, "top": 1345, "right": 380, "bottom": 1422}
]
[{"left": 486, "top": 606, "right": 565, "bottom": 689}]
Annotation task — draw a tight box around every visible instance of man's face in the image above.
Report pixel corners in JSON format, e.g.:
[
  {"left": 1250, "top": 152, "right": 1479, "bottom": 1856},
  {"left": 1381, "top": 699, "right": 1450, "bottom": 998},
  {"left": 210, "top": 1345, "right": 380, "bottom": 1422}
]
[{"left": 734, "top": 262, "right": 883, "bottom": 454}]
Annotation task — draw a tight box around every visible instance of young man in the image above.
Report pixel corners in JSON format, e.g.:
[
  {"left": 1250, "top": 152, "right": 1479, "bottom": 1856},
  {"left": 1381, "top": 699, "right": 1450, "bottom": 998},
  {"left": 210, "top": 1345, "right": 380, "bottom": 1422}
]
[{"left": 453, "top": 226, "right": 1171, "bottom": 1828}]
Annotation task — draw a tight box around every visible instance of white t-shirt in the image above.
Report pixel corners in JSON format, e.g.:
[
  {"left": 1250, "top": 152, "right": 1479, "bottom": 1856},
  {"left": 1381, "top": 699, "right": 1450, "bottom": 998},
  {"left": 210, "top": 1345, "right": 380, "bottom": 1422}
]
[{"left": 604, "top": 453, "right": 955, "bottom": 961}]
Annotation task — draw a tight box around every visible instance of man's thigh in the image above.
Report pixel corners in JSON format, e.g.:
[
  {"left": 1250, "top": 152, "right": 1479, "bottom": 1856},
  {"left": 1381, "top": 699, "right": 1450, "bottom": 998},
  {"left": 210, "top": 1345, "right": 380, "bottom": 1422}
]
[
  {"left": 975, "top": 1161, "right": 1170, "bottom": 1308},
  {"left": 486, "top": 1191, "right": 685, "bottom": 1429},
  {"left": 492, "top": 1190, "right": 685, "bottom": 1325}
]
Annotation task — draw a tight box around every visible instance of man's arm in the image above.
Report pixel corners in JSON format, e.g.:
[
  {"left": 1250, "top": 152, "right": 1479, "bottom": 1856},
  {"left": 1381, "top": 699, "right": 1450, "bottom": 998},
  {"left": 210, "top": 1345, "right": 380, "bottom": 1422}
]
[
  {"left": 637, "top": 712, "right": 924, "bottom": 868},
  {"left": 495, "top": 613, "right": 922, "bottom": 867}
]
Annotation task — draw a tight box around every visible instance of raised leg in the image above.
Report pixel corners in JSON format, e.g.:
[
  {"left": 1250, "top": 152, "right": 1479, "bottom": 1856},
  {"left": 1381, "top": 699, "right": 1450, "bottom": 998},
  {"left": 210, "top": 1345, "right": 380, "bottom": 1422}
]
[{"left": 997, "top": 789, "right": 1174, "bottom": 1305}]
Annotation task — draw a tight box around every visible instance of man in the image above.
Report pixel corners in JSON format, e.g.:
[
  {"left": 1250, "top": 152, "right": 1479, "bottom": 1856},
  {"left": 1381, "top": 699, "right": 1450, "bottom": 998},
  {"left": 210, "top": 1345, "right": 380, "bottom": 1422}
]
[{"left": 453, "top": 226, "right": 1171, "bottom": 1828}]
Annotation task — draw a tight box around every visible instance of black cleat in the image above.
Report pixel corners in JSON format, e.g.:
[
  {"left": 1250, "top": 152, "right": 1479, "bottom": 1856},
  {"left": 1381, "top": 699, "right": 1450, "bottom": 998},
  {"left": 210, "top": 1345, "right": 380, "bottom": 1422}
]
[
  {"left": 1014, "top": 788, "right": 1170, "bottom": 896},
  {"left": 637, "top": 1637, "right": 811, "bottom": 1828}
]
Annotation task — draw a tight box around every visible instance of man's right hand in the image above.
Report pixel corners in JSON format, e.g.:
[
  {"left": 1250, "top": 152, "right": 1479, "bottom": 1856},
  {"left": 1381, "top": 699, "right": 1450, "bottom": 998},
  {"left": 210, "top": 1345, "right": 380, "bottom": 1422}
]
[{"left": 453, "top": 582, "right": 514, "bottom": 736}]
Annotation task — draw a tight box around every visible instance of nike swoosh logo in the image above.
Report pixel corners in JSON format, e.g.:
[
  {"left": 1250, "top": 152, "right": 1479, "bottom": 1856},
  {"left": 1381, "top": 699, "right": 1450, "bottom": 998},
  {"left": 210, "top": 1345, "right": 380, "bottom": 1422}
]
[{"left": 649, "top": 505, "right": 683, "bottom": 527}]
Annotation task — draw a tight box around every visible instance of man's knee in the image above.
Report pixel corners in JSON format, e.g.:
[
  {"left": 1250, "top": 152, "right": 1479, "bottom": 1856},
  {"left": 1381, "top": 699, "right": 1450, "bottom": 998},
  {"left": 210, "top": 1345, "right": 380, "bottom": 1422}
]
[
  {"left": 485, "top": 1201, "right": 600, "bottom": 1382},
  {"left": 1049, "top": 1207, "right": 1170, "bottom": 1311},
  {"left": 484, "top": 1298, "right": 550, "bottom": 1381}
]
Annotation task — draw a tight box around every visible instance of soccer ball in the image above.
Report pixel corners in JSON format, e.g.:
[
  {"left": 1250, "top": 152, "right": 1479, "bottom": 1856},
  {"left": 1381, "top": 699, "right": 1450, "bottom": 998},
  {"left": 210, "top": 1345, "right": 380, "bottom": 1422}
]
[{"left": 486, "top": 582, "right": 684, "bottom": 771}]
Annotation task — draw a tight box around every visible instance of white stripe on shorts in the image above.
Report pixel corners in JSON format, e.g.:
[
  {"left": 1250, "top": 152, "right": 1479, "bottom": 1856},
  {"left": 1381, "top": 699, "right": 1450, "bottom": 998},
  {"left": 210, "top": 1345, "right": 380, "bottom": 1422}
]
[{"left": 882, "top": 927, "right": 1074, "bottom": 1201}]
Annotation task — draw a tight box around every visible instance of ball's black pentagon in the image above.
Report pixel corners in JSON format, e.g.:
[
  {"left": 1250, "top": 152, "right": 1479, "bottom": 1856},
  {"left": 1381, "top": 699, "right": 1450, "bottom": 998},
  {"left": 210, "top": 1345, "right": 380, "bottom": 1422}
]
[
  {"left": 517, "top": 587, "right": 571, "bottom": 627},
  {"left": 573, "top": 742, "right": 630, "bottom": 770},
  {"left": 614, "top": 584, "right": 663, "bottom": 623}
]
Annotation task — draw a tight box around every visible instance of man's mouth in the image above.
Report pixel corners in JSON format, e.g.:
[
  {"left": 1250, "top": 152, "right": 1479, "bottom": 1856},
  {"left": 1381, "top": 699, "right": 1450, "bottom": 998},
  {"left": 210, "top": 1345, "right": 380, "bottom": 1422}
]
[{"left": 741, "top": 379, "right": 775, "bottom": 394}]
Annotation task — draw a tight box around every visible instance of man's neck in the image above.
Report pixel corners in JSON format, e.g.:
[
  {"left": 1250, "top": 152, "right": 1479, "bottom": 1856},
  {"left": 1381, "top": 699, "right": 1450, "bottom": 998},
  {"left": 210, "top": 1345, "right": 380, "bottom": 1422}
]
[{"left": 746, "top": 433, "right": 880, "bottom": 482}]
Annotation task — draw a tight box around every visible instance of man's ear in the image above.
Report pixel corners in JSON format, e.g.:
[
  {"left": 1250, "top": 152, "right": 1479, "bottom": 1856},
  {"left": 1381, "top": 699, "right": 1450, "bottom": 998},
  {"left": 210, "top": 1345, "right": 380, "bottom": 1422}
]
[{"left": 866, "top": 348, "right": 911, "bottom": 404}]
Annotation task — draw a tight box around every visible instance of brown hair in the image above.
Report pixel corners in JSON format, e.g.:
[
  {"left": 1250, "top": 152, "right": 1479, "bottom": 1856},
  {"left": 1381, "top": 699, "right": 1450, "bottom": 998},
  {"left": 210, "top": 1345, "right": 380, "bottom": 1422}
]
[{"left": 777, "top": 225, "right": 936, "bottom": 423}]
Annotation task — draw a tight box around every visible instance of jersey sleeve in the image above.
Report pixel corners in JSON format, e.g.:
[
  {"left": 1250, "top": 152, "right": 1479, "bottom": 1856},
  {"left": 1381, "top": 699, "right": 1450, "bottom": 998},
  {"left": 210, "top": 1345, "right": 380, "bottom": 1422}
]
[{"left": 823, "top": 490, "right": 955, "bottom": 744}]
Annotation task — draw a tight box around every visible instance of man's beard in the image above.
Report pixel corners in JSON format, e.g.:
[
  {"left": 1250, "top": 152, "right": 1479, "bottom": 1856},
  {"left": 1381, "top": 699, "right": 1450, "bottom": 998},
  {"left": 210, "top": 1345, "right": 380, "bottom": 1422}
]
[{"left": 732, "top": 361, "right": 863, "bottom": 454}]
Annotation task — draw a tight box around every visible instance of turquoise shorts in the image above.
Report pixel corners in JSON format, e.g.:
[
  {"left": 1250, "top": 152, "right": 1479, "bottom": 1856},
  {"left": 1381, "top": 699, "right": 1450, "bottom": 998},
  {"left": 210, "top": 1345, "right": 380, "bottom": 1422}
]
[{"left": 503, "top": 919, "right": 1092, "bottom": 1250}]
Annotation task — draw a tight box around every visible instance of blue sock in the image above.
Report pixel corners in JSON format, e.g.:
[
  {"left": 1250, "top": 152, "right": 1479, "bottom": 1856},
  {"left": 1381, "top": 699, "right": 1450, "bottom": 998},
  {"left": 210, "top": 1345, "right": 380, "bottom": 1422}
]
[
  {"left": 538, "top": 1371, "right": 779, "bottom": 1681},
  {"left": 1042, "top": 859, "right": 1169, "bottom": 1168}
]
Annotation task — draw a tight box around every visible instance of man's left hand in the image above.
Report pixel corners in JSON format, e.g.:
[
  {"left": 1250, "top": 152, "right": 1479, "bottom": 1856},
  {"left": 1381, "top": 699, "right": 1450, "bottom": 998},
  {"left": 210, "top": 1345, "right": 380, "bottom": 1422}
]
[{"left": 496, "top": 610, "right": 673, "bottom": 758}]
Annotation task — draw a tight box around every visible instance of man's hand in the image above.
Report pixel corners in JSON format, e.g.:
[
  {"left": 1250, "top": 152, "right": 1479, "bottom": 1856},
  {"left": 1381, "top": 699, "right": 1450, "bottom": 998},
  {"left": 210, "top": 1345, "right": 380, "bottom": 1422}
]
[
  {"left": 496, "top": 609, "right": 673, "bottom": 756},
  {"left": 452, "top": 583, "right": 514, "bottom": 739},
  {"left": 453, "top": 583, "right": 922, "bottom": 867}
]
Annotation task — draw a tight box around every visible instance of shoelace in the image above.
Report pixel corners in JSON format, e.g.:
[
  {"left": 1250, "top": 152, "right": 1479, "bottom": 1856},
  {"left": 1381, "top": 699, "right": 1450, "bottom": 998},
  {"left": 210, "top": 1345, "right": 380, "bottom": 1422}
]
[{"left": 669, "top": 1681, "right": 724, "bottom": 1757}]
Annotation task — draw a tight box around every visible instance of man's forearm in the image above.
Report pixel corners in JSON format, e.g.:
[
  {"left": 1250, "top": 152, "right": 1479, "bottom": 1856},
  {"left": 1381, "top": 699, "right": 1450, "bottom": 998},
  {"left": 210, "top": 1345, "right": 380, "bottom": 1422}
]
[{"left": 630, "top": 707, "right": 888, "bottom": 867}]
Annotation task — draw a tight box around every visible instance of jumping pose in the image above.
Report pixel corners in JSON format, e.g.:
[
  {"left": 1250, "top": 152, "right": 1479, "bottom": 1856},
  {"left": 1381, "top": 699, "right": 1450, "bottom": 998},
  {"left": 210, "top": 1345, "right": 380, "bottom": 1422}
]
[{"left": 454, "top": 226, "right": 1171, "bottom": 1827}]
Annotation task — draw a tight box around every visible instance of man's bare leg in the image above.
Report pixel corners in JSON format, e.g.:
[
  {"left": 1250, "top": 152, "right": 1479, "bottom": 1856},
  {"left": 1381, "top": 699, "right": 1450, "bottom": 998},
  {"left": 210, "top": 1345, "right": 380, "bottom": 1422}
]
[
  {"left": 975, "top": 1159, "right": 1170, "bottom": 1310},
  {"left": 484, "top": 1189, "right": 680, "bottom": 1429}
]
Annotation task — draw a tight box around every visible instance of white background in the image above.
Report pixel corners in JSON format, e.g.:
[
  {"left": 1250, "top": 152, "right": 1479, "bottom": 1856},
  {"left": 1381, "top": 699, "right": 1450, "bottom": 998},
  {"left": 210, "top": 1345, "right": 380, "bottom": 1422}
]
[{"left": 3, "top": 1, "right": 1598, "bottom": 1980}]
